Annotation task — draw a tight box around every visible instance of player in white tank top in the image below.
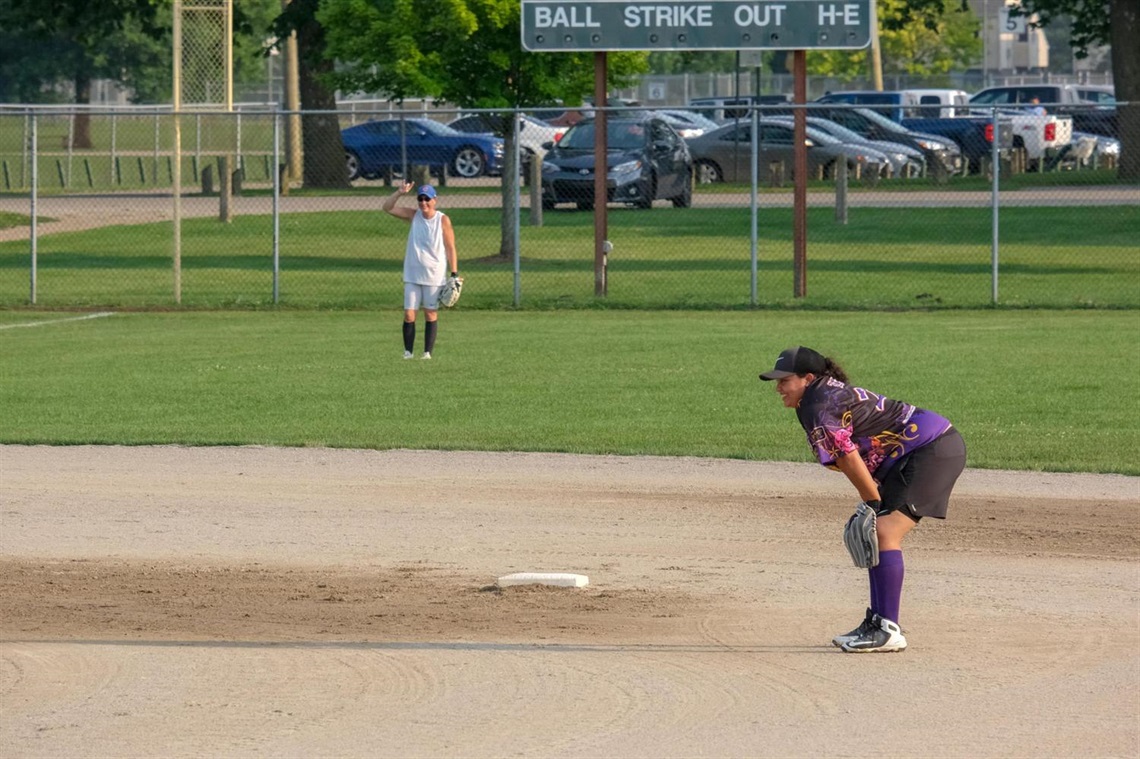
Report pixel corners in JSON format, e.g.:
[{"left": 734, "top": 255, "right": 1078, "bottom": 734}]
[{"left": 382, "top": 182, "right": 459, "bottom": 360}]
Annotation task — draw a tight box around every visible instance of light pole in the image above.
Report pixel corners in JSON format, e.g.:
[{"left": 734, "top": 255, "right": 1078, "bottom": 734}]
[{"left": 983, "top": 0, "right": 990, "bottom": 88}]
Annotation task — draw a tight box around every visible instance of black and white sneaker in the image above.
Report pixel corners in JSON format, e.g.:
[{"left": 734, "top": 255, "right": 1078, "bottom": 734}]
[
  {"left": 841, "top": 613, "right": 907, "bottom": 653},
  {"left": 832, "top": 608, "right": 875, "bottom": 648}
]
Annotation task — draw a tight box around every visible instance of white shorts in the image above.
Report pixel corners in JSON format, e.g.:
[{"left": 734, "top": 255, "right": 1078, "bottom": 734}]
[{"left": 404, "top": 283, "right": 443, "bottom": 311}]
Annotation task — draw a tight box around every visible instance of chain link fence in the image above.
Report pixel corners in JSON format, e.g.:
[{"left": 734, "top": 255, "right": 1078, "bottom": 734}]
[{"left": 0, "top": 104, "right": 1136, "bottom": 310}]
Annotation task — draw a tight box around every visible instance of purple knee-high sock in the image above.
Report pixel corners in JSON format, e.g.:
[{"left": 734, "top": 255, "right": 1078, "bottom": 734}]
[{"left": 870, "top": 550, "right": 905, "bottom": 624}]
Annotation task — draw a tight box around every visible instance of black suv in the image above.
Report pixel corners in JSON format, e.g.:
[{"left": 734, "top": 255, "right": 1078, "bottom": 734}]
[{"left": 540, "top": 114, "right": 693, "bottom": 210}]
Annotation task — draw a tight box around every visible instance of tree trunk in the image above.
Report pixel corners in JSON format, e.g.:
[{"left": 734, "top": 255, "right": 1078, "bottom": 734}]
[
  {"left": 296, "top": 16, "right": 350, "bottom": 189},
  {"left": 1111, "top": 0, "right": 1140, "bottom": 181},
  {"left": 498, "top": 120, "right": 519, "bottom": 258},
  {"left": 72, "top": 71, "right": 93, "bottom": 149}
]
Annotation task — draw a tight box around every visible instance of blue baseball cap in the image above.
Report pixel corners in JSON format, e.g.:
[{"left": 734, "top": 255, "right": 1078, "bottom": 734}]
[{"left": 416, "top": 185, "right": 437, "bottom": 199}]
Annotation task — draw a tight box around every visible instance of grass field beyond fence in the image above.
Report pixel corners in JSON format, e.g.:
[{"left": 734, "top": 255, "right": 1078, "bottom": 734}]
[
  {"left": 1, "top": 309, "right": 1137, "bottom": 475},
  {"left": 1, "top": 205, "right": 1137, "bottom": 309}
]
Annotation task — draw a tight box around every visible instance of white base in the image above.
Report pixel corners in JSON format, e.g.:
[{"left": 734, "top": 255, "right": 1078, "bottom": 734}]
[{"left": 496, "top": 572, "right": 589, "bottom": 588}]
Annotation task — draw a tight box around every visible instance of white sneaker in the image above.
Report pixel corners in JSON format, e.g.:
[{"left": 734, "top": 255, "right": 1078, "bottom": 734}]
[
  {"left": 403, "top": 350, "right": 414, "bottom": 359},
  {"left": 841, "top": 614, "right": 907, "bottom": 653},
  {"left": 421, "top": 351, "right": 432, "bottom": 360}
]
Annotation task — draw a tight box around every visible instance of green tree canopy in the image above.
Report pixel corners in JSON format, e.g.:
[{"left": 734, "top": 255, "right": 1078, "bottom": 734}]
[
  {"left": 808, "top": 0, "right": 981, "bottom": 79},
  {"left": 318, "top": 0, "right": 647, "bottom": 107}
]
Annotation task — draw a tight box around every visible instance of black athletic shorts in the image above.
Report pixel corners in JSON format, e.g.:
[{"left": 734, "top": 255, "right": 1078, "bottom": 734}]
[{"left": 878, "top": 427, "right": 966, "bottom": 521}]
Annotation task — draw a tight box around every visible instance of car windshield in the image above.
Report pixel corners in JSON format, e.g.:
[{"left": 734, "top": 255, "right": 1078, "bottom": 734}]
[
  {"left": 823, "top": 93, "right": 897, "bottom": 106},
  {"left": 765, "top": 120, "right": 840, "bottom": 146},
  {"left": 854, "top": 108, "right": 908, "bottom": 133},
  {"left": 807, "top": 118, "right": 866, "bottom": 143},
  {"left": 558, "top": 120, "right": 646, "bottom": 150},
  {"left": 660, "top": 110, "right": 720, "bottom": 131},
  {"left": 459, "top": 115, "right": 505, "bottom": 132},
  {"left": 414, "top": 119, "right": 461, "bottom": 136}
]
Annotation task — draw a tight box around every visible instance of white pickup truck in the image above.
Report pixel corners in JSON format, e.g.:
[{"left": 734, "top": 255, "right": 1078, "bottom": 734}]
[{"left": 1001, "top": 110, "right": 1073, "bottom": 167}]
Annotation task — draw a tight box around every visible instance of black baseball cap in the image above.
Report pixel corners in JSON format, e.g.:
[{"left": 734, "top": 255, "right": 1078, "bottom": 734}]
[{"left": 759, "top": 346, "right": 827, "bottom": 381}]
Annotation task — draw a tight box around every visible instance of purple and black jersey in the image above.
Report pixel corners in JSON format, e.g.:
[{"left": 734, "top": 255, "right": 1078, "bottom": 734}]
[{"left": 795, "top": 376, "right": 953, "bottom": 479}]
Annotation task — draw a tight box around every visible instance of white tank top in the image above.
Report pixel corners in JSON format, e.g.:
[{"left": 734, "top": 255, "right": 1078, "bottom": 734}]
[{"left": 403, "top": 210, "right": 448, "bottom": 285}]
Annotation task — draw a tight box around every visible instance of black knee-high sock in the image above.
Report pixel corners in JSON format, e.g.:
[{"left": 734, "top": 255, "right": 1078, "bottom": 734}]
[
  {"left": 424, "top": 320, "right": 438, "bottom": 353},
  {"left": 402, "top": 320, "right": 415, "bottom": 352}
]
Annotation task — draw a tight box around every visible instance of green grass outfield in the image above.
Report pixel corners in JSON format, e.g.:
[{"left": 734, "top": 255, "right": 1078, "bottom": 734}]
[
  {"left": 2, "top": 206, "right": 1138, "bottom": 309},
  {"left": 2, "top": 309, "right": 1137, "bottom": 475}
]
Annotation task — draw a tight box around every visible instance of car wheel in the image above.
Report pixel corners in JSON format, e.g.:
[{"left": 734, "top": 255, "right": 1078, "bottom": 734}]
[
  {"left": 346, "top": 150, "right": 362, "bottom": 181},
  {"left": 633, "top": 176, "right": 655, "bottom": 209},
  {"left": 542, "top": 198, "right": 556, "bottom": 210},
  {"left": 672, "top": 173, "right": 693, "bottom": 208},
  {"left": 695, "top": 160, "right": 722, "bottom": 184},
  {"left": 520, "top": 148, "right": 536, "bottom": 175},
  {"left": 452, "top": 147, "right": 486, "bottom": 178},
  {"left": 575, "top": 200, "right": 594, "bottom": 211}
]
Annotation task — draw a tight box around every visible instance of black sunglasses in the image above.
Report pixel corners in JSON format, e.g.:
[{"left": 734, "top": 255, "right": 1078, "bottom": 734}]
[{"left": 417, "top": 195, "right": 434, "bottom": 202}]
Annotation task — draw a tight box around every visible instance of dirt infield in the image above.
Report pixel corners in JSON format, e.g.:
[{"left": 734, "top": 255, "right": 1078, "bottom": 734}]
[{"left": 2, "top": 445, "right": 1137, "bottom": 758}]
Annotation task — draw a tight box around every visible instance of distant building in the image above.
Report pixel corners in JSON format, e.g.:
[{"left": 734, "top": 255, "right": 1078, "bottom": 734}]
[{"left": 969, "top": 0, "right": 1049, "bottom": 73}]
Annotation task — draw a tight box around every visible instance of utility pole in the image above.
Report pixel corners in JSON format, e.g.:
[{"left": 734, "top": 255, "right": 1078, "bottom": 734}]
[
  {"left": 869, "top": 0, "right": 884, "bottom": 90},
  {"left": 283, "top": 0, "right": 302, "bottom": 184}
]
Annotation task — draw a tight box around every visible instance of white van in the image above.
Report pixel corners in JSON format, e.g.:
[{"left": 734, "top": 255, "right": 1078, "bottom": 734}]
[
  {"left": 814, "top": 89, "right": 970, "bottom": 121},
  {"left": 902, "top": 89, "right": 971, "bottom": 118}
]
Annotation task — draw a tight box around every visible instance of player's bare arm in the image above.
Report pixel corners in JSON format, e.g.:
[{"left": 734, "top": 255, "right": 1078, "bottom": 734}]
[
  {"left": 382, "top": 181, "right": 417, "bottom": 221},
  {"left": 834, "top": 449, "right": 881, "bottom": 503},
  {"left": 441, "top": 215, "right": 459, "bottom": 275}
]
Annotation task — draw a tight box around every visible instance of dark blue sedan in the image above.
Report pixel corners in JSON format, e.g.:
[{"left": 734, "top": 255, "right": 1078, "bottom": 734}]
[{"left": 342, "top": 118, "right": 505, "bottom": 180}]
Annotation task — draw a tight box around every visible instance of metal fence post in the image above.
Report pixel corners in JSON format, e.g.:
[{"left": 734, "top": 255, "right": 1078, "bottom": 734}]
[
  {"left": 22, "top": 112, "right": 29, "bottom": 189},
  {"left": 66, "top": 113, "right": 75, "bottom": 188},
  {"left": 153, "top": 112, "right": 160, "bottom": 187},
  {"left": 273, "top": 111, "right": 281, "bottom": 304},
  {"left": 110, "top": 113, "right": 117, "bottom": 185},
  {"left": 174, "top": 109, "right": 182, "bottom": 304},
  {"left": 991, "top": 106, "right": 1000, "bottom": 305},
  {"left": 513, "top": 109, "right": 521, "bottom": 307},
  {"left": 29, "top": 112, "right": 38, "bottom": 305},
  {"left": 749, "top": 106, "right": 758, "bottom": 306}
]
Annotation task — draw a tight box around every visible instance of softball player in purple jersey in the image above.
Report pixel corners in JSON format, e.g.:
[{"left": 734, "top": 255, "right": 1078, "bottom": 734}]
[{"left": 760, "top": 346, "right": 967, "bottom": 653}]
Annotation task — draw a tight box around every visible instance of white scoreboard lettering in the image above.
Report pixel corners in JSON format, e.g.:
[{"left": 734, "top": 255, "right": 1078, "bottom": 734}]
[{"left": 523, "top": 0, "right": 872, "bottom": 50}]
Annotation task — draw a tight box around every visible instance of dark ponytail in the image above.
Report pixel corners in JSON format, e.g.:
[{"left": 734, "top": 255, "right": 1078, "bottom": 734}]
[{"left": 820, "top": 357, "right": 848, "bottom": 384}]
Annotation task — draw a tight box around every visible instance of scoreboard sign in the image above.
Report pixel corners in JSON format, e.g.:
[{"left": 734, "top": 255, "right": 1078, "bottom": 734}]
[{"left": 521, "top": 0, "right": 872, "bottom": 51}]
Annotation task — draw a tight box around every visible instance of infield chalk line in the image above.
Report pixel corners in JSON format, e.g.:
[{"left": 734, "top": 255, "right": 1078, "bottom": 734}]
[{"left": 0, "top": 312, "right": 115, "bottom": 330}]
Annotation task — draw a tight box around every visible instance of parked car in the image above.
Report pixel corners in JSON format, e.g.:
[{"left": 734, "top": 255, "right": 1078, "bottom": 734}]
[
  {"left": 686, "top": 119, "right": 892, "bottom": 183},
  {"left": 540, "top": 115, "right": 693, "bottom": 210},
  {"left": 1059, "top": 130, "right": 1120, "bottom": 168},
  {"left": 543, "top": 108, "right": 592, "bottom": 128},
  {"left": 810, "top": 107, "right": 964, "bottom": 175},
  {"left": 541, "top": 99, "right": 640, "bottom": 128},
  {"left": 769, "top": 116, "right": 926, "bottom": 177},
  {"left": 816, "top": 90, "right": 1013, "bottom": 172},
  {"left": 653, "top": 109, "right": 722, "bottom": 139},
  {"left": 687, "top": 95, "right": 792, "bottom": 123},
  {"left": 446, "top": 114, "right": 565, "bottom": 169},
  {"left": 341, "top": 118, "right": 505, "bottom": 180},
  {"left": 816, "top": 89, "right": 970, "bottom": 121},
  {"left": 969, "top": 84, "right": 1117, "bottom": 137}
]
